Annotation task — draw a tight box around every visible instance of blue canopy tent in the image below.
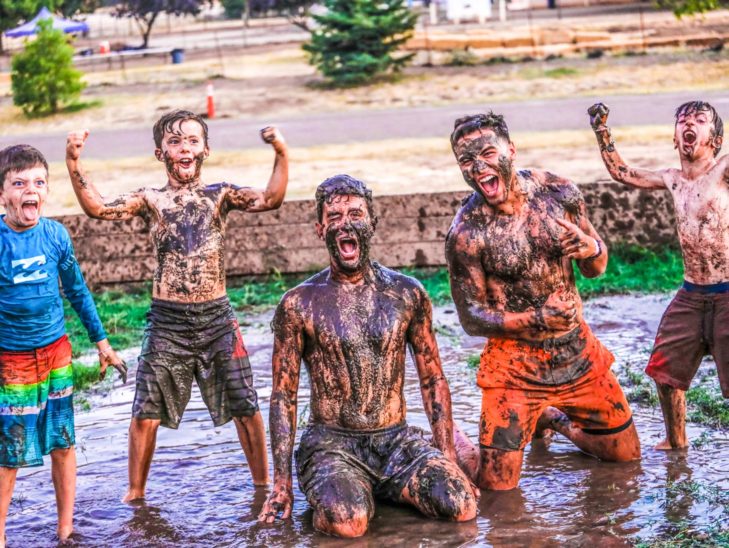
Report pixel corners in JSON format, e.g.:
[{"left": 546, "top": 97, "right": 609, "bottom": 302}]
[{"left": 4, "top": 7, "right": 89, "bottom": 38}]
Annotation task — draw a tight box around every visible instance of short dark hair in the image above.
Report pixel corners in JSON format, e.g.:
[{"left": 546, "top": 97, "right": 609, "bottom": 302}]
[
  {"left": 0, "top": 145, "right": 48, "bottom": 191},
  {"left": 315, "top": 174, "right": 375, "bottom": 223},
  {"left": 450, "top": 112, "right": 510, "bottom": 148},
  {"left": 153, "top": 109, "right": 209, "bottom": 149},
  {"left": 675, "top": 101, "right": 723, "bottom": 157}
]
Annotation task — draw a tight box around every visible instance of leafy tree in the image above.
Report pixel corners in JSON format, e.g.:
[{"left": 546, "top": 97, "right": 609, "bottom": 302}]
[
  {"left": 11, "top": 18, "right": 86, "bottom": 117},
  {"left": 0, "top": 0, "right": 45, "bottom": 53},
  {"left": 656, "top": 0, "right": 728, "bottom": 16},
  {"left": 57, "top": 0, "right": 101, "bottom": 18},
  {"left": 114, "top": 0, "right": 213, "bottom": 49},
  {"left": 303, "top": 0, "right": 417, "bottom": 86},
  {"left": 222, "top": 0, "right": 247, "bottom": 19}
]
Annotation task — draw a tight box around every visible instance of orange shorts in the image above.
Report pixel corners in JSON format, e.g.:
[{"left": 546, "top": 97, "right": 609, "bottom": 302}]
[{"left": 477, "top": 323, "right": 633, "bottom": 451}]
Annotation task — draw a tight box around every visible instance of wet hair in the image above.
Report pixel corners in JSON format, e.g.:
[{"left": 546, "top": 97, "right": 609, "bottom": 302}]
[
  {"left": 0, "top": 144, "right": 48, "bottom": 191},
  {"left": 315, "top": 174, "right": 375, "bottom": 222},
  {"left": 450, "top": 112, "right": 511, "bottom": 149},
  {"left": 675, "top": 101, "right": 723, "bottom": 157},
  {"left": 153, "top": 109, "right": 209, "bottom": 149}
]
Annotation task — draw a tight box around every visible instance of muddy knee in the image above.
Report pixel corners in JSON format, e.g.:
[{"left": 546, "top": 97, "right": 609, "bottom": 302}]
[
  {"left": 408, "top": 464, "right": 478, "bottom": 521},
  {"left": 310, "top": 477, "right": 374, "bottom": 538},
  {"left": 313, "top": 506, "right": 371, "bottom": 538}
]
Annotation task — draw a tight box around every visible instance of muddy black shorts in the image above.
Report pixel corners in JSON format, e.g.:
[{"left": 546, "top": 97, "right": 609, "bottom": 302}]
[
  {"left": 295, "top": 422, "right": 443, "bottom": 507},
  {"left": 132, "top": 297, "right": 259, "bottom": 429},
  {"left": 646, "top": 284, "right": 729, "bottom": 397}
]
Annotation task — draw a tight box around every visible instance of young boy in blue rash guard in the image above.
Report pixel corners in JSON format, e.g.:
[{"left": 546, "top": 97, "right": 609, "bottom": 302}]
[{"left": 0, "top": 145, "right": 126, "bottom": 546}]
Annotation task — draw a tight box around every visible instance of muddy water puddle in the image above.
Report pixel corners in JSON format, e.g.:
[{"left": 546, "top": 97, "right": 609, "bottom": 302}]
[{"left": 8, "top": 294, "right": 728, "bottom": 546}]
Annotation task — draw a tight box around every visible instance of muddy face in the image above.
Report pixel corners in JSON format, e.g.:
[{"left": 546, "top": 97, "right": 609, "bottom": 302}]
[
  {"left": 673, "top": 108, "right": 719, "bottom": 161},
  {"left": 316, "top": 195, "right": 375, "bottom": 274},
  {"left": 155, "top": 119, "right": 209, "bottom": 186},
  {"left": 0, "top": 166, "right": 48, "bottom": 231},
  {"left": 453, "top": 129, "right": 516, "bottom": 207}
]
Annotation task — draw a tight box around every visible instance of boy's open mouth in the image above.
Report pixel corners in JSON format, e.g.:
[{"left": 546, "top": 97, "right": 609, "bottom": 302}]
[
  {"left": 337, "top": 235, "right": 359, "bottom": 261},
  {"left": 477, "top": 175, "right": 499, "bottom": 197},
  {"left": 683, "top": 130, "right": 697, "bottom": 144},
  {"left": 179, "top": 158, "right": 194, "bottom": 168},
  {"left": 21, "top": 199, "right": 39, "bottom": 217}
]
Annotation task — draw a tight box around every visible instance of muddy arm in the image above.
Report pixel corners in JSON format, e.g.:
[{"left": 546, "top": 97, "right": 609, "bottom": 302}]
[
  {"left": 66, "top": 130, "right": 146, "bottom": 220},
  {"left": 445, "top": 228, "right": 537, "bottom": 338},
  {"left": 260, "top": 296, "right": 304, "bottom": 523},
  {"left": 227, "top": 126, "right": 289, "bottom": 213},
  {"left": 553, "top": 181, "right": 608, "bottom": 278},
  {"left": 588, "top": 103, "right": 666, "bottom": 190},
  {"left": 408, "top": 287, "right": 456, "bottom": 462}
]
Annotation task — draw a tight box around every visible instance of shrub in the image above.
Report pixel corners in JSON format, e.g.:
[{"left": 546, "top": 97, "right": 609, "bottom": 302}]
[
  {"left": 303, "top": 0, "right": 418, "bottom": 86},
  {"left": 11, "top": 18, "right": 85, "bottom": 117}
]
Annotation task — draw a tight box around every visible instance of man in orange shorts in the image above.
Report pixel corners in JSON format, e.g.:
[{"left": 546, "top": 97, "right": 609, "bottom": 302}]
[{"left": 445, "top": 112, "right": 640, "bottom": 490}]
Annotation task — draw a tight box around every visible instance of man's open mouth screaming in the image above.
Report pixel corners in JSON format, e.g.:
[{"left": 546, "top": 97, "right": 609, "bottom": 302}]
[
  {"left": 477, "top": 175, "right": 500, "bottom": 198},
  {"left": 683, "top": 129, "right": 697, "bottom": 145},
  {"left": 337, "top": 233, "right": 359, "bottom": 262}
]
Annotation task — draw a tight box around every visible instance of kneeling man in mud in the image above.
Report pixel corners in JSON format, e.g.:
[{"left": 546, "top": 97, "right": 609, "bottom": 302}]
[
  {"left": 259, "top": 175, "right": 477, "bottom": 537},
  {"left": 446, "top": 113, "right": 641, "bottom": 490}
]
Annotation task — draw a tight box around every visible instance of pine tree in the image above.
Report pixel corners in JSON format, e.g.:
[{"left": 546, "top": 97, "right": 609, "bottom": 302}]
[
  {"left": 11, "top": 18, "right": 86, "bottom": 117},
  {"left": 303, "top": 0, "right": 418, "bottom": 86}
]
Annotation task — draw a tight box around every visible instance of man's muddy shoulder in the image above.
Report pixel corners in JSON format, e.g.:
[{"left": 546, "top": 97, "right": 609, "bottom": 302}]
[{"left": 372, "top": 262, "right": 425, "bottom": 296}]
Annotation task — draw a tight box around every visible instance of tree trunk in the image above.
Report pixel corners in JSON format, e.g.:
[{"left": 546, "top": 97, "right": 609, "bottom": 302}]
[{"left": 140, "top": 11, "right": 160, "bottom": 49}]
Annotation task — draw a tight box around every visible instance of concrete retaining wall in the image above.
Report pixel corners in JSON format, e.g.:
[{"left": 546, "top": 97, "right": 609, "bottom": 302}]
[{"left": 57, "top": 181, "right": 678, "bottom": 286}]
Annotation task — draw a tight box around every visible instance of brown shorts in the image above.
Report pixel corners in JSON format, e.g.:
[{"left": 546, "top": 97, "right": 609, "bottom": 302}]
[
  {"left": 646, "top": 287, "right": 729, "bottom": 397},
  {"left": 477, "top": 323, "right": 633, "bottom": 451}
]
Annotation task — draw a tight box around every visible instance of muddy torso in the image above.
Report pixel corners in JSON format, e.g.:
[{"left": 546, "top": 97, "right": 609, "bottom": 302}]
[
  {"left": 292, "top": 265, "right": 421, "bottom": 430},
  {"left": 666, "top": 168, "right": 729, "bottom": 284},
  {"left": 462, "top": 171, "right": 584, "bottom": 318},
  {"left": 143, "top": 183, "right": 231, "bottom": 302}
]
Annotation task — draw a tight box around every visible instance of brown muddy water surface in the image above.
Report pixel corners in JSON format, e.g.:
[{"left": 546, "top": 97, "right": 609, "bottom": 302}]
[{"left": 8, "top": 294, "right": 729, "bottom": 546}]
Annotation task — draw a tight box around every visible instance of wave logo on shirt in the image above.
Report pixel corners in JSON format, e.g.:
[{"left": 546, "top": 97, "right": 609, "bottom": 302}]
[{"left": 11, "top": 255, "right": 48, "bottom": 284}]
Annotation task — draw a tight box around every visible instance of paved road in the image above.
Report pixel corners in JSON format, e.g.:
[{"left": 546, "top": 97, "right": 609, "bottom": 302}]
[{"left": 3, "top": 90, "right": 728, "bottom": 162}]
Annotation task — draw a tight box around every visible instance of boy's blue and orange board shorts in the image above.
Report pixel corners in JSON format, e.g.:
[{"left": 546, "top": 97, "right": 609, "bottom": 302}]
[
  {"left": 0, "top": 335, "right": 75, "bottom": 467},
  {"left": 476, "top": 322, "right": 633, "bottom": 451}
]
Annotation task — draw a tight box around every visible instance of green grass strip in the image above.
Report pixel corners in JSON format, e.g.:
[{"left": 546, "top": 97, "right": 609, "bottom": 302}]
[{"left": 64, "top": 245, "right": 683, "bottom": 391}]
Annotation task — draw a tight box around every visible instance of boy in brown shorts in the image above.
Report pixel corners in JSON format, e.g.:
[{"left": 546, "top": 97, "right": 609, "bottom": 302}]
[
  {"left": 65, "top": 110, "right": 289, "bottom": 500},
  {"left": 589, "top": 100, "right": 729, "bottom": 450}
]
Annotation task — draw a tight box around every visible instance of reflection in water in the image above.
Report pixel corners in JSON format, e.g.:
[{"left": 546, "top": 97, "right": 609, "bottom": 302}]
[
  {"left": 6, "top": 295, "right": 728, "bottom": 546},
  {"left": 122, "top": 503, "right": 182, "bottom": 546}
]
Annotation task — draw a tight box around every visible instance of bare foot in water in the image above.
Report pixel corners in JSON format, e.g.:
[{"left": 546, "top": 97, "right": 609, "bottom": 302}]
[
  {"left": 654, "top": 438, "right": 688, "bottom": 451},
  {"left": 121, "top": 490, "right": 145, "bottom": 504},
  {"left": 57, "top": 525, "right": 74, "bottom": 545}
]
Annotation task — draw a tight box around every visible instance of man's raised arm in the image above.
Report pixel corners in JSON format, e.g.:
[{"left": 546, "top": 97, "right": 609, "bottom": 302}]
[
  {"left": 408, "top": 286, "right": 457, "bottom": 462},
  {"left": 66, "top": 130, "right": 146, "bottom": 220},
  {"left": 227, "top": 126, "right": 289, "bottom": 213},
  {"left": 588, "top": 103, "right": 667, "bottom": 190},
  {"left": 258, "top": 295, "right": 304, "bottom": 524}
]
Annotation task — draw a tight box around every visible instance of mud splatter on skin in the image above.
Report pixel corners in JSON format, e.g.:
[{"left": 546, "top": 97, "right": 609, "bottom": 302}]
[
  {"left": 590, "top": 101, "right": 729, "bottom": 284},
  {"left": 267, "top": 184, "right": 472, "bottom": 531},
  {"left": 323, "top": 220, "right": 374, "bottom": 274},
  {"left": 446, "top": 166, "right": 595, "bottom": 339},
  {"left": 162, "top": 151, "right": 205, "bottom": 186}
]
